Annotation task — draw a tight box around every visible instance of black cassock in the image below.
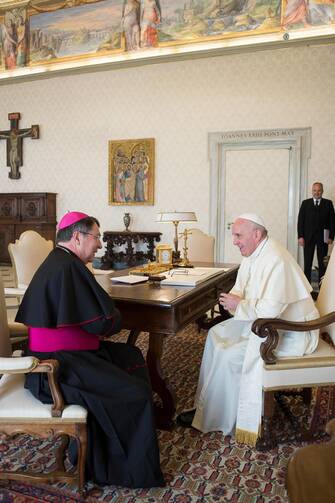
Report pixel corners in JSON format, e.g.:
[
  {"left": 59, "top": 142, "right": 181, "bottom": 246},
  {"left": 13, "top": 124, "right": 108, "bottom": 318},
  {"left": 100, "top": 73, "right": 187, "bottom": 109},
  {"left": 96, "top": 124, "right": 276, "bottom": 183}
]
[{"left": 16, "top": 247, "right": 164, "bottom": 488}]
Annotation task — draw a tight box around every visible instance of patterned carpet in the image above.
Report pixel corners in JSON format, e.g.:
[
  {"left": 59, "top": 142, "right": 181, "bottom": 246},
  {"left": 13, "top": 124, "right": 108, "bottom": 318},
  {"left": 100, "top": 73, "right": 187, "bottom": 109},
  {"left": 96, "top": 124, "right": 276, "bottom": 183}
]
[{"left": 0, "top": 266, "right": 332, "bottom": 502}]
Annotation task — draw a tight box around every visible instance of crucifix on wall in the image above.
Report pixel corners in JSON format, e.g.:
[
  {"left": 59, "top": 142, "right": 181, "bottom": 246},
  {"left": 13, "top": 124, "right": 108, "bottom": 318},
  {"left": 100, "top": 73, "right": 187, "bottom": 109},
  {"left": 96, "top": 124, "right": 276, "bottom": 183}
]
[{"left": 0, "top": 113, "right": 40, "bottom": 179}]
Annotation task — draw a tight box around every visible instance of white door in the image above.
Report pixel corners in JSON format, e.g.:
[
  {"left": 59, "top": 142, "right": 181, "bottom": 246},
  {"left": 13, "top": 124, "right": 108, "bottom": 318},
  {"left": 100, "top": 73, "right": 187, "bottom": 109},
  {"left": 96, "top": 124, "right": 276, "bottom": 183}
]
[
  {"left": 209, "top": 128, "right": 311, "bottom": 268},
  {"left": 223, "top": 148, "right": 290, "bottom": 263}
]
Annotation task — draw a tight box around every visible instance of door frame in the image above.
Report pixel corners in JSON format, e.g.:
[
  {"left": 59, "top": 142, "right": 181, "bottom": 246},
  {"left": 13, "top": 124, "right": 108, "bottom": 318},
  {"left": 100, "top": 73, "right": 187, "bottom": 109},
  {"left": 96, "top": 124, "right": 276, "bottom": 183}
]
[{"left": 208, "top": 127, "right": 311, "bottom": 266}]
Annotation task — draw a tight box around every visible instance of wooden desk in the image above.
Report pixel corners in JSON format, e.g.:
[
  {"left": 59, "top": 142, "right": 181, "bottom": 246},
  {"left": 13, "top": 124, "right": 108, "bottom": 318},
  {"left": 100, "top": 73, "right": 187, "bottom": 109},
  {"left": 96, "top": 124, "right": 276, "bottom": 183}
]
[{"left": 96, "top": 263, "right": 238, "bottom": 427}]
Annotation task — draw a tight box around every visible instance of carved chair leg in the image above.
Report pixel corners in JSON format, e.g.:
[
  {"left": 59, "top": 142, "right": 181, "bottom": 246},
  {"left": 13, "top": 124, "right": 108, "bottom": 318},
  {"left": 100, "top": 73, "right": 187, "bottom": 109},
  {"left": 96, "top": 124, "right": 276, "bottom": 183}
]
[
  {"left": 256, "top": 390, "right": 277, "bottom": 451},
  {"left": 76, "top": 424, "right": 87, "bottom": 495},
  {"left": 302, "top": 388, "right": 312, "bottom": 405}
]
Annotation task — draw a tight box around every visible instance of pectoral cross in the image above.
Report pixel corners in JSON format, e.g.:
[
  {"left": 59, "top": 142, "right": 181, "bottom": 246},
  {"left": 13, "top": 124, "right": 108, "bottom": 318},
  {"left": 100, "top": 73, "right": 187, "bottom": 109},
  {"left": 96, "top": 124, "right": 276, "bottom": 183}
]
[{"left": 0, "top": 113, "right": 40, "bottom": 179}]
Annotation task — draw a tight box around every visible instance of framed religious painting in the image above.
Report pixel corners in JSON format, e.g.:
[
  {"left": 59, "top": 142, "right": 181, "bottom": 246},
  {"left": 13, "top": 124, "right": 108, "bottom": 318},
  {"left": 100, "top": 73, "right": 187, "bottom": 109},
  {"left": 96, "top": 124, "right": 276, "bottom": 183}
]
[{"left": 108, "top": 138, "right": 155, "bottom": 206}]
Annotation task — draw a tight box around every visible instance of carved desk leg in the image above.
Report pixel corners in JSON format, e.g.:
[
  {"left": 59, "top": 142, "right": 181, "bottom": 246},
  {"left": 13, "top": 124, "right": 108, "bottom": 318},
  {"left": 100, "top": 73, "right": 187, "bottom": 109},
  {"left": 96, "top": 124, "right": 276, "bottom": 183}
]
[
  {"left": 146, "top": 332, "right": 176, "bottom": 430},
  {"left": 126, "top": 329, "right": 141, "bottom": 346}
]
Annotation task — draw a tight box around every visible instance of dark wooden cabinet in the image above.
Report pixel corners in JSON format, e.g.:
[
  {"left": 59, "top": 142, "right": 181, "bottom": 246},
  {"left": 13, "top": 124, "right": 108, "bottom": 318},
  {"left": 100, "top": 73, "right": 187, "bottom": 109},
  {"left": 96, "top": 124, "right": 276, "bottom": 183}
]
[{"left": 0, "top": 192, "right": 57, "bottom": 263}]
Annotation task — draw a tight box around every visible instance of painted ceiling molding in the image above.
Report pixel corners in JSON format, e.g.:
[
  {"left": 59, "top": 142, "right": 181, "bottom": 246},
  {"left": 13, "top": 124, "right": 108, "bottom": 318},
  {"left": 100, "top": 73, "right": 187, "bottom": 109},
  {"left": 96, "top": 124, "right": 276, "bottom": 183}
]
[{"left": 0, "top": 0, "right": 334, "bottom": 83}]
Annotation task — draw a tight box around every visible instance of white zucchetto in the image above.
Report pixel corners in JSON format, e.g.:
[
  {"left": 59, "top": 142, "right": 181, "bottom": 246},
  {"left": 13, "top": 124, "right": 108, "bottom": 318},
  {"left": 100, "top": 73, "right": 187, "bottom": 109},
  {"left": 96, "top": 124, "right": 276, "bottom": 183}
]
[{"left": 235, "top": 213, "right": 266, "bottom": 229}]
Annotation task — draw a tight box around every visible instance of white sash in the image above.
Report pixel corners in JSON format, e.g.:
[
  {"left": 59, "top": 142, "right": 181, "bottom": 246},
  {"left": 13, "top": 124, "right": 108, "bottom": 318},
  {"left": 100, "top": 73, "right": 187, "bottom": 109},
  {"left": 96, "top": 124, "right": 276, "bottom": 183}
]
[{"left": 235, "top": 326, "right": 263, "bottom": 446}]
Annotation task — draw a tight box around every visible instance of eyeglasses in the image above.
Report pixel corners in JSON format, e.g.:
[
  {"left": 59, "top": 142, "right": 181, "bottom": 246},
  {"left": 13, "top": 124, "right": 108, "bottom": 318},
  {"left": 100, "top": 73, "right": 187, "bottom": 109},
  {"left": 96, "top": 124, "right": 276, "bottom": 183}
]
[
  {"left": 170, "top": 269, "right": 189, "bottom": 276},
  {"left": 80, "top": 231, "right": 101, "bottom": 241}
]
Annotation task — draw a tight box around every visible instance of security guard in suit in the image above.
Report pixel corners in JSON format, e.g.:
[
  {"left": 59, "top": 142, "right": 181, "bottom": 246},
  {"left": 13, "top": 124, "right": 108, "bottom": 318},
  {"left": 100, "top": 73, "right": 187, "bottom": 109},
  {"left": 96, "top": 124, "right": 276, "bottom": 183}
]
[{"left": 298, "top": 182, "right": 335, "bottom": 282}]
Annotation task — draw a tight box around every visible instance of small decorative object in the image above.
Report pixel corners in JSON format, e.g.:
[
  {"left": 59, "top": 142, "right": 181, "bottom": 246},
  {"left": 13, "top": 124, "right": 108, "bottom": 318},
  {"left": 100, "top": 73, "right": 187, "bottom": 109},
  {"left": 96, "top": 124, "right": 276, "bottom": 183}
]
[
  {"left": 156, "top": 244, "right": 173, "bottom": 266},
  {"left": 109, "top": 138, "right": 155, "bottom": 205},
  {"left": 178, "top": 229, "right": 194, "bottom": 268},
  {"left": 156, "top": 211, "right": 197, "bottom": 264},
  {"left": 123, "top": 212, "right": 131, "bottom": 231},
  {"left": 131, "top": 262, "right": 170, "bottom": 276}
]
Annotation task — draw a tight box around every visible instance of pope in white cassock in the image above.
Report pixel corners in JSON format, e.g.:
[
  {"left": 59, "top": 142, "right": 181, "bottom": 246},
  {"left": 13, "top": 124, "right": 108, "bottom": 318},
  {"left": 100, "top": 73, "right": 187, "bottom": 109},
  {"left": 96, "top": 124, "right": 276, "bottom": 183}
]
[{"left": 178, "top": 213, "right": 319, "bottom": 446}]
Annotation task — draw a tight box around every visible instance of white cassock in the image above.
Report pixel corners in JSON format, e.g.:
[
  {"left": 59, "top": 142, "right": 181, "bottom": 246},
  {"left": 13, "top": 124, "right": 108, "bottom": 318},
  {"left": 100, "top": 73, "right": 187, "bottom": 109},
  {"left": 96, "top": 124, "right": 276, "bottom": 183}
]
[{"left": 192, "top": 237, "right": 319, "bottom": 446}]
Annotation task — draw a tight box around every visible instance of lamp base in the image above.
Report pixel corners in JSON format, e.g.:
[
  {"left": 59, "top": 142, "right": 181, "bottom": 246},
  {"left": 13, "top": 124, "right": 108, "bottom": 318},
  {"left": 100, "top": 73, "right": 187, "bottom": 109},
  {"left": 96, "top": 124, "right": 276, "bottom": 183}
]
[
  {"left": 172, "top": 250, "right": 181, "bottom": 263},
  {"left": 176, "top": 259, "right": 194, "bottom": 268}
]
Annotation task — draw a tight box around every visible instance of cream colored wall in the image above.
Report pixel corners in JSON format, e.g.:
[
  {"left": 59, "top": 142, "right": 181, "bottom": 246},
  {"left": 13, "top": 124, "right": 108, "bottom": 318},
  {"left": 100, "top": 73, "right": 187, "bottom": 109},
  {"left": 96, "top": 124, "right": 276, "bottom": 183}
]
[{"left": 0, "top": 44, "right": 334, "bottom": 254}]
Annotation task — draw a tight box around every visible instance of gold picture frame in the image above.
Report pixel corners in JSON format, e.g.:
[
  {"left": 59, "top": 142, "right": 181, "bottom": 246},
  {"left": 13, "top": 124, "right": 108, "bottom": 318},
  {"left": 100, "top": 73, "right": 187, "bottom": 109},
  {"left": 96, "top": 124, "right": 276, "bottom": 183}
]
[{"left": 108, "top": 138, "right": 155, "bottom": 206}]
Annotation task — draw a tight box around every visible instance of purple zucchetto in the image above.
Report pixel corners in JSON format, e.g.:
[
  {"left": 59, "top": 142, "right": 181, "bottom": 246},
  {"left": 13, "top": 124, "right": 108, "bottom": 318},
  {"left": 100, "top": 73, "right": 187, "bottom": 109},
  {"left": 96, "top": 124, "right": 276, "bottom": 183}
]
[{"left": 57, "top": 211, "right": 89, "bottom": 230}]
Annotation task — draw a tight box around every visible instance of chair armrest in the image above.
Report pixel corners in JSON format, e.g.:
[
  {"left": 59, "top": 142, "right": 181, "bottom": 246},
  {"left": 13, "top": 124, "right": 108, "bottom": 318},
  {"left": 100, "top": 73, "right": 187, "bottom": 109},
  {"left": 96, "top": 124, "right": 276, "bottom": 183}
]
[
  {"left": 4, "top": 287, "right": 26, "bottom": 297},
  {"left": 32, "top": 359, "right": 65, "bottom": 417},
  {"left": 0, "top": 356, "right": 39, "bottom": 373},
  {"left": 8, "top": 321, "right": 28, "bottom": 336},
  {"left": 251, "top": 311, "right": 335, "bottom": 365},
  {"left": 0, "top": 356, "right": 65, "bottom": 418}
]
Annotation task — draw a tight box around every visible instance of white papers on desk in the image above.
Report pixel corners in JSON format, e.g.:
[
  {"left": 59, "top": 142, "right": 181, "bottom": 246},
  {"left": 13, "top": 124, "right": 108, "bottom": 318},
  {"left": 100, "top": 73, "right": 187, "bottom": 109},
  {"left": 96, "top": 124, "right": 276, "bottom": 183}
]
[
  {"left": 111, "top": 275, "right": 149, "bottom": 284},
  {"left": 160, "top": 267, "right": 229, "bottom": 286},
  {"left": 92, "top": 268, "right": 114, "bottom": 275}
]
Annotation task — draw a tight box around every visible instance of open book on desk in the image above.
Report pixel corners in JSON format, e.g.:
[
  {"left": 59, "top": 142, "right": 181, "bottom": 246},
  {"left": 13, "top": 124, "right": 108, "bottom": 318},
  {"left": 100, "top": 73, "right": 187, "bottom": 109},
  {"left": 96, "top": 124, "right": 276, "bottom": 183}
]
[{"left": 159, "top": 267, "right": 230, "bottom": 287}]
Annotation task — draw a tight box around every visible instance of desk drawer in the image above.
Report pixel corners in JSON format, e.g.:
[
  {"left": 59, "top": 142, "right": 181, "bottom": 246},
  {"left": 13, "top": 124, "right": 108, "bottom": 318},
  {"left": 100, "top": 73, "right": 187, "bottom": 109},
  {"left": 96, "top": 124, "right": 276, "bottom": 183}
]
[{"left": 176, "top": 287, "right": 217, "bottom": 327}]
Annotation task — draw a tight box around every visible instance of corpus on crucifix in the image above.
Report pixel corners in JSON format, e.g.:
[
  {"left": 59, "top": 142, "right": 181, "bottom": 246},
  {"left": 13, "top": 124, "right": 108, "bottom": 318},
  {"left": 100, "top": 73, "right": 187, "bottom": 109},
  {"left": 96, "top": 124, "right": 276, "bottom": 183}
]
[{"left": 0, "top": 112, "right": 39, "bottom": 179}]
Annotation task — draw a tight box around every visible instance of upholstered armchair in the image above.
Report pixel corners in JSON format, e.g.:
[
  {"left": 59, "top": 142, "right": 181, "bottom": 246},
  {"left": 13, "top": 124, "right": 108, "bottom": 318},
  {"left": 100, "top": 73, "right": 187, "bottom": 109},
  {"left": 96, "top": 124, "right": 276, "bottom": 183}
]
[
  {"left": 8, "top": 230, "right": 53, "bottom": 291},
  {"left": 0, "top": 281, "right": 87, "bottom": 492},
  {"left": 0, "top": 276, "right": 27, "bottom": 352},
  {"left": 185, "top": 229, "right": 229, "bottom": 329},
  {"left": 186, "top": 228, "right": 215, "bottom": 264},
  {"left": 0, "top": 356, "right": 88, "bottom": 492},
  {"left": 252, "top": 247, "right": 335, "bottom": 450}
]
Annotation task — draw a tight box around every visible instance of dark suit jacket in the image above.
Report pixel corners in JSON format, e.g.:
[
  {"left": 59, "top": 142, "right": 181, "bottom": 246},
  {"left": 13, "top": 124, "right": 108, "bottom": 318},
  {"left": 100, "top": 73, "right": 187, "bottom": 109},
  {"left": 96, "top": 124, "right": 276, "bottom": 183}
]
[{"left": 297, "top": 198, "right": 335, "bottom": 244}]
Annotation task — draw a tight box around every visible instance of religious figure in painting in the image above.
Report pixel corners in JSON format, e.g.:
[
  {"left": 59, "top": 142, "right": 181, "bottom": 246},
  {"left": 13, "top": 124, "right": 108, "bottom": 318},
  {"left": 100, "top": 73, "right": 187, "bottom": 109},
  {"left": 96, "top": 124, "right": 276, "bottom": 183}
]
[
  {"left": 1, "top": 8, "right": 28, "bottom": 69},
  {"left": 308, "top": 0, "right": 334, "bottom": 24},
  {"left": 121, "top": 0, "right": 141, "bottom": 51},
  {"left": 124, "top": 162, "right": 136, "bottom": 201},
  {"left": 2, "top": 14, "right": 17, "bottom": 69},
  {"left": 113, "top": 148, "right": 128, "bottom": 202},
  {"left": 132, "top": 147, "right": 149, "bottom": 202},
  {"left": 15, "top": 14, "right": 28, "bottom": 67},
  {"left": 282, "top": 0, "right": 311, "bottom": 28},
  {"left": 141, "top": 0, "right": 161, "bottom": 48}
]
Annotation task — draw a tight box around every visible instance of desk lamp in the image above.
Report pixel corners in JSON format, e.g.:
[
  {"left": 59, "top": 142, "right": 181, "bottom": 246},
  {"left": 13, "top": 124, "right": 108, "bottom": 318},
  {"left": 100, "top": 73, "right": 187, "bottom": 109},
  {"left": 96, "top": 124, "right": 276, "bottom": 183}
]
[{"left": 156, "top": 211, "right": 197, "bottom": 264}]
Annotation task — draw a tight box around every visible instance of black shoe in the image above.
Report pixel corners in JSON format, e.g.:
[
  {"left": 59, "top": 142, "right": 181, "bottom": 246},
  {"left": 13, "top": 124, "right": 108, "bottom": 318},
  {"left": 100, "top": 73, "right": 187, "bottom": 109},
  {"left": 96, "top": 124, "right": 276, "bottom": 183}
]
[{"left": 176, "top": 409, "right": 196, "bottom": 427}]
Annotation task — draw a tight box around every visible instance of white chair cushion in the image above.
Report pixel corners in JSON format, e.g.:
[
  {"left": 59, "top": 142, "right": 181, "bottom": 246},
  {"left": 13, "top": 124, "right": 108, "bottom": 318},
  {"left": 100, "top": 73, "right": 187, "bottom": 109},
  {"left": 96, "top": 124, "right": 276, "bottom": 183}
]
[
  {"left": 263, "top": 339, "right": 335, "bottom": 390},
  {"left": 0, "top": 373, "right": 87, "bottom": 421}
]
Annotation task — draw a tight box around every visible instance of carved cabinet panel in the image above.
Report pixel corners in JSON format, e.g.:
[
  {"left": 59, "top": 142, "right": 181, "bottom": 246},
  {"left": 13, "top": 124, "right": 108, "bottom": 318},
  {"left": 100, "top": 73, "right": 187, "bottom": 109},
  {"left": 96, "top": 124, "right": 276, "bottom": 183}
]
[
  {"left": 0, "top": 195, "right": 19, "bottom": 220},
  {"left": 0, "top": 193, "right": 57, "bottom": 263}
]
